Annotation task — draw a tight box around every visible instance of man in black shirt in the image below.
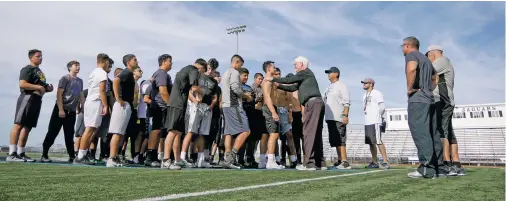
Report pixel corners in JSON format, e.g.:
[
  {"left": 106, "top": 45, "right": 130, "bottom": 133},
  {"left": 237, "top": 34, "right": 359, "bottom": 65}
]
[
  {"left": 180, "top": 60, "right": 218, "bottom": 168},
  {"left": 161, "top": 59, "right": 205, "bottom": 170},
  {"left": 266, "top": 56, "right": 327, "bottom": 170},
  {"left": 209, "top": 71, "right": 223, "bottom": 165},
  {"left": 144, "top": 54, "right": 173, "bottom": 167},
  {"left": 106, "top": 54, "right": 138, "bottom": 167},
  {"left": 7, "top": 49, "right": 54, "bottom": 162}
]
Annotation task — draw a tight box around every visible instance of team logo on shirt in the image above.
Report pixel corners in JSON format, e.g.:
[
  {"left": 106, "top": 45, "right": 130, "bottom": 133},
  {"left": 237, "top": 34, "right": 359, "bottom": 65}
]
[{"left": 36, "top": 70, "right": 46, "bottom": 82}]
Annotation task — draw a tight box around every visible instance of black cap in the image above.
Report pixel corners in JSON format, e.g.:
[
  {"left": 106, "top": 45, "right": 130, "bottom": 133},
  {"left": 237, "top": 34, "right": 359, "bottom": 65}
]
[
  {"left": 325, "top": 67, "right": 340, "bottom": 74},
  {"left": 286, "top": 73, "right": 294, "bottom": 77}
]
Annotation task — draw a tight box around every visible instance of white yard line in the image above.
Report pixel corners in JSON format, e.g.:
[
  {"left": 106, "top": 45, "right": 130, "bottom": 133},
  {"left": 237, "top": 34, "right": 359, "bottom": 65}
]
[{"left": 131, "top": 169, "right": 393, "bottom": 201}]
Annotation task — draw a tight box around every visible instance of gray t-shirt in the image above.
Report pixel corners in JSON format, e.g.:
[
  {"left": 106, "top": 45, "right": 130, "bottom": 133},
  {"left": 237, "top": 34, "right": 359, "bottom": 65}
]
[
  {"left": 404, "top": 51, "right": 436, "bottom": 104},
  {"left": 58, "top": 74, "right": 83, "bottom": 112},
  {"left": 221, "top": 67, "right": 243, "bottom": 108},
  {"left": 432, "top": 56, "right": 455, "bottom": 106},
  {"left": 150, "top": 69, "right": 172, "bottom": 109}
]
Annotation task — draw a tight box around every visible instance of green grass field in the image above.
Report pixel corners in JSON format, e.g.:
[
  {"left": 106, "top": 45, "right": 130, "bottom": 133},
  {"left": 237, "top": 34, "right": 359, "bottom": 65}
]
[{"left": 0, "top": 162, "right": 503, "bottom": 201}]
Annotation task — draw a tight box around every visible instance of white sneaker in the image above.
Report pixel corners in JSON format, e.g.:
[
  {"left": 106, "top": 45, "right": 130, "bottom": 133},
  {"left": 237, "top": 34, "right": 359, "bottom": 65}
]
[
  {"left": 106, "top": 157, "right": 123, "bottom": 167},
  {"left": 267, "top": 162, "right": 285, "bottom": 169},
  {"left": 198, "top": 161, "right": 212, "bottom": 168},
  {"left": 161, "top": 160, "right": 171, "bottom": 169},
  {"left": 296, "top": 165, "right": 316, "bottom": 171}
]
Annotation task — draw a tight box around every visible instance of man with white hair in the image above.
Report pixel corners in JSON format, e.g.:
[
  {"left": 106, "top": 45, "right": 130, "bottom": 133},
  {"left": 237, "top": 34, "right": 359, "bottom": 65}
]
[
  {"left": 426, "top": 45, "right": 465, "bottom": 176},
  {"left": 265, "top": 56, "right": 326, "bottom": 170}
]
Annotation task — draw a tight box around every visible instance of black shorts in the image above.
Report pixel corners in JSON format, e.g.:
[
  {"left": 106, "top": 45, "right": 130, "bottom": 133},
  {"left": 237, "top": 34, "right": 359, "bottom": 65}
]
[
  {"left": 150, "top": 106, "right": 166, "bottom": 131},
  {"left": 326, "top": 120, "right": 347, "bottom": 146},
  {"left": 262, "top": 105, "right": 279, "bottom": 134},
  {"left": 126, "top": 110, "right": 139, "bottom": 138},
  {"left": 164, "top": 106, "right": 185, "bottom": 133},
  {"left": 251, "top": 109, "right": 268, "bottom": 139},
  {"left": 217, "top": 112, "right": 225, "bottom": 147},
  {"left": 138, "top": 118, "right": 147, "bottom": 137},
  {"left": 14, "top": 94, "right": 42, "bottom": 128},
  {"left": 292, "top": 111, "right": 303, "bottom": 139},
  {"left": 364, "top": 123, "right": 384, "bottom": 145},
  {"left": 209, "top": 112, "right": 220, "bottom": 140},
  {"left": 435, "top": 101, "right": 457, "bottom": 144}
]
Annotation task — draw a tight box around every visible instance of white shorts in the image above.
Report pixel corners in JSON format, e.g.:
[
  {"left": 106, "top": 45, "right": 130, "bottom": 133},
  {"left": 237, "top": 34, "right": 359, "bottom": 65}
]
[
  {"left": 108, "top": 102, "right": 132, "bottom": 135},
  {"left": 187, "top": 102, "right": 212, "bottom": 136},
  {"left": 84, "top": 100, "right": 103, "bottom": 128}
]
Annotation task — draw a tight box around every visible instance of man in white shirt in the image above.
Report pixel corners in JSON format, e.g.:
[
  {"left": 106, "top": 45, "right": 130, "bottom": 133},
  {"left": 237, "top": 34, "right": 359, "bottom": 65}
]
[
  {"left": 323, "top": 67, "right": 351, "bottom": 169},
  {"left": 75, "top": 53, "right": 110, "bottom": 165},
  {"left": 362, "top": 78, "right": 390, "bottom": 169}
]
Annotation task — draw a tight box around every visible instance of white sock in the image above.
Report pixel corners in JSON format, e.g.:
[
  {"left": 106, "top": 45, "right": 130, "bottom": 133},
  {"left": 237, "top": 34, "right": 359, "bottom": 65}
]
[
  {"left": 275, "top": 156, "right": 281, "bottom": 162},
  {"left": 9, "top": 145, "right": 17, "bottom": 155},
  {"left": 158, "top": 152, "right": 163, "bottom": 160},
  {"left": 181, "top": 152, "right": 187, "bottom": 160},
  {"left": 204, "top": 149, "right": 210, "bottom": 159},
  {"left": 18, "top": 147, "right": 25, "bottom": 154},
  {"left": 197, "top": 152, "right": 204, "bottom": 164},
  {"left": 290, "top": 155, "right": 297, "bottom": 163},
  {"left": 268, "top": 154, "right": 275, "bottom": 163},
  {"left": 78, "top": 149, "right": 87, "bottom": 159}
]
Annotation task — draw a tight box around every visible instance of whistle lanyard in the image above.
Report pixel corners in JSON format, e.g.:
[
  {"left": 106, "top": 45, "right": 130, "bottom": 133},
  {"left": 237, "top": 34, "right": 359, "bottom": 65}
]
[{"left": 364, "top": 91, "right": 371, "bottom": 114}]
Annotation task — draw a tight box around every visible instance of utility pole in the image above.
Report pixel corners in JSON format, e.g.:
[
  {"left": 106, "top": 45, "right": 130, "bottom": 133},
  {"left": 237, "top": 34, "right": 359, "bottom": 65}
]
[{"left": 226, "top": 25, "right": 246, "bottom": 54}]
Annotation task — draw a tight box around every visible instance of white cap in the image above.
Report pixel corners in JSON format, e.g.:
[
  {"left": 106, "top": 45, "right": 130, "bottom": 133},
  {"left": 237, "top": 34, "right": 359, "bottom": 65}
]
[{"left": 427, "top": 45, "right": 443, "bottom": 52}]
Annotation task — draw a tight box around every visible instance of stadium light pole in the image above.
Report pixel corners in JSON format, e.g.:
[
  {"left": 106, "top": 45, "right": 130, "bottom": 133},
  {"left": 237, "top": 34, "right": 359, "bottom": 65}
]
[{"left": 226, "top": 25, "right": 246, "bottom": 54}]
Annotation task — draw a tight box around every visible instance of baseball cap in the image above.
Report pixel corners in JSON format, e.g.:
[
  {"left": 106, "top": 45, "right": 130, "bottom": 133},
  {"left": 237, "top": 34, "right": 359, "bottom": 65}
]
[
  {"left": 324, "top": 67, "right": 340, "bottom": 74},
  {"left": 426, "top": 45, "right": 443, "bottom": 54},
  {"left": 286, "top": 73, "right": 294, "bottom": 78},
  {"left": 361, "top": 78, "right": 375, "bottom": 84}
]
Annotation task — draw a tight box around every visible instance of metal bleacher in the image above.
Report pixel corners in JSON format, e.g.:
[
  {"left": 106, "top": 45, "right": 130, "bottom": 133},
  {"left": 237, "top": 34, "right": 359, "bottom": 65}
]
[{"left": 322, "top": 124, "right": 506, "bottom": 165}]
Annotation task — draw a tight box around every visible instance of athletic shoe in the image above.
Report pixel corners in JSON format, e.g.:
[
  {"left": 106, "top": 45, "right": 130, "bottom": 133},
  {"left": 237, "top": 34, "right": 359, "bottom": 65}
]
[
  {"left": 258, "top": 161, "right": 267, "bottom": 169},
  {"left": 40, "top": 156, "right": 52, "bottom": 163},
  {"left": 169, "top": 161, "right": 182, "bottom": 170},
  {"left": 407, "top": 171, "right": 424, "bottom": 178},
  {"left": 457, "top": 167, "right": 466, "bottom": 176},
  {"left": 178, "top": 159, "right": 192, "bottom": 168},
  {"left": 94, "top": 158, "right": 106, "bottom": 165},
  {"left": 381, "top": 162, "right": 391, "bottom": 169},
  {"left": 198, "top": 161, "right": 213, "bottom": 168},
  {"left": 366, "top": 162, "right": 379, "bottom": 168},
  {"left": 451, "top": 165, "right": 466, "bottom": 176},
  {"left": 333, "top": 161, "right": 342, "bottom": 167},
  {"left": 106, "top": 156, "right": 123, "bottom": 167},
  {"left": 74, "top": 156, "right": 95, "bottom": 165},
  {"left": 6, "top": 153, "right": 25, "bottom": 162},
  {"left": 19, "top": 153, "right": 35, "bottom": 162},
  {"left": 337, "top": 161, "right": 351, "bottom": 169},
  {"left": 68, "top": 157, "right": 75, "bottom": 163},
  {"left": 289, "top": 161, "right": 298, "bottom": 169},
  {"left": 161, "top": 159, "right": 171, "bottom": 169},
  {"left": 296, "top": 165, "right": 316, "bottom": 171},
  {"left": 267, "top": 162, "right": 285, "bottom": 169}
]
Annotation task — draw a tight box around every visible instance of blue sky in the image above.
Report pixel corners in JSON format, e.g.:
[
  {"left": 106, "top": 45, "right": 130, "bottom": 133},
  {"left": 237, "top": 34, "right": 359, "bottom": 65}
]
[{"left": 0, "top": 1, "right": 504, "bottom": 146}]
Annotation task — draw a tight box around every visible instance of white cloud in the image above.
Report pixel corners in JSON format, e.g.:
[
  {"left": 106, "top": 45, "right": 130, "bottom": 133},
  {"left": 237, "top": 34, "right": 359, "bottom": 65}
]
[{"left": 0, "top": 1, "right": 503, "bottom": 146}]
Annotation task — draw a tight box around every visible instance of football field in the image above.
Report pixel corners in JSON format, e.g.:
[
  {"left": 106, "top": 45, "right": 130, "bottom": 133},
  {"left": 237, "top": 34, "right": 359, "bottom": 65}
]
[{"left": 0, "top": 159, "right": 504, "bottom": 201}]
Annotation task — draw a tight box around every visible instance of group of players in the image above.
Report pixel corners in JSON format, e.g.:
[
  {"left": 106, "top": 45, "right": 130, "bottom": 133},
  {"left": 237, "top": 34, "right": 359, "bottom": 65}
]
[{"left": 6, "top": 50, "right": 317, "bottom": 170}]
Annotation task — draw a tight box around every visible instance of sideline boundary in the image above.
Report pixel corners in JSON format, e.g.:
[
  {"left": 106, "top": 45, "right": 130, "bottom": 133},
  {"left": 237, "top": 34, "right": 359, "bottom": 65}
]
[{"left": 131, "top": 169, "right": 395, "bottom": 201}]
